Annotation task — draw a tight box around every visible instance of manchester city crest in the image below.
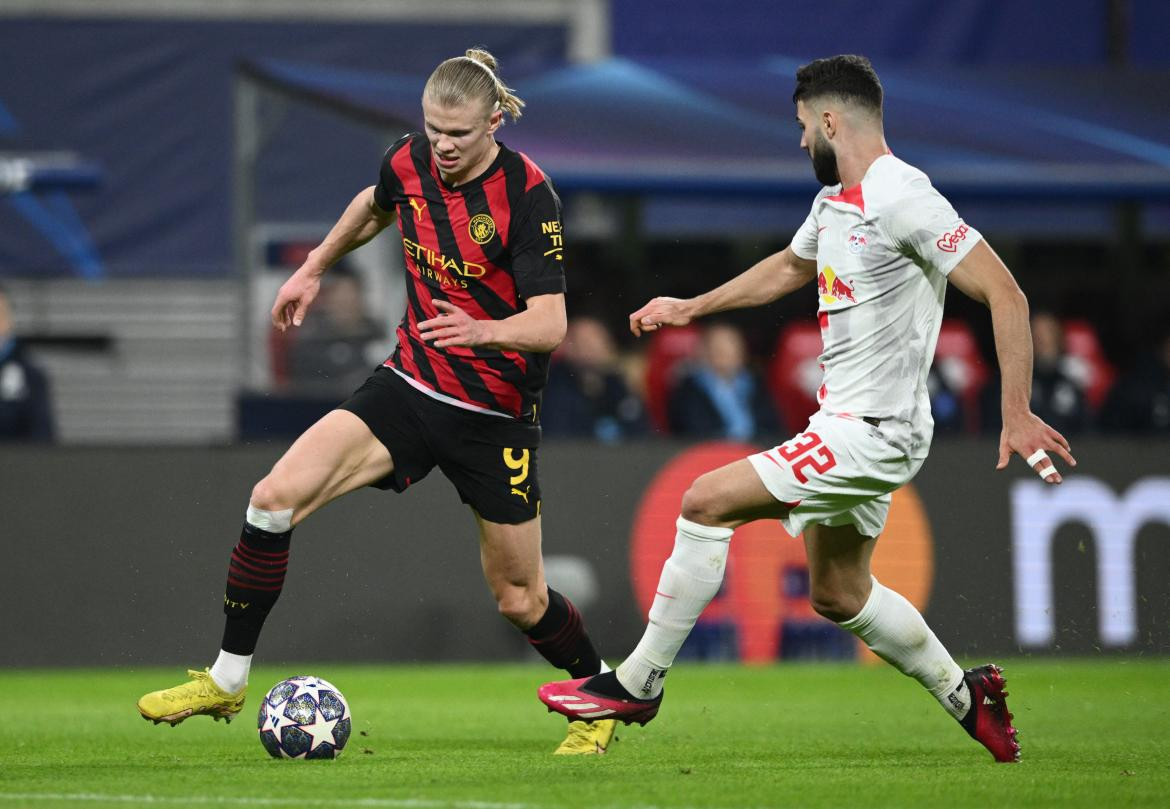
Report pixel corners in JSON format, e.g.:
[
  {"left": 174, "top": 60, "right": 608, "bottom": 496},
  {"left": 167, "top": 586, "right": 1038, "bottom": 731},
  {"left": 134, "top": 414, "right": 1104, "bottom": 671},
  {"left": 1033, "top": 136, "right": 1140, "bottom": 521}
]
[{"left": 469, "top": 213, "right": 496, "bottom": 245}]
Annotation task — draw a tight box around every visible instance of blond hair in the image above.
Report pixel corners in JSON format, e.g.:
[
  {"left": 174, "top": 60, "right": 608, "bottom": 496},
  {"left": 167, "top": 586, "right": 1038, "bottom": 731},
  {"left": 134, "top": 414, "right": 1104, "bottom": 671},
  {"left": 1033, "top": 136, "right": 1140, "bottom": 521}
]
[{"left": 423, "top": 47, "right": 525, "bottom": 124}]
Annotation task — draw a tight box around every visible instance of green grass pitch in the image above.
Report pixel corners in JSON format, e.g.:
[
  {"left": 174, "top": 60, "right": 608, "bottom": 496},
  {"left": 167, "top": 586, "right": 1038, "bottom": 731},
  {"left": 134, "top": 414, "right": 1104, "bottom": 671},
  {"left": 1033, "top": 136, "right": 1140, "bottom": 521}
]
[{"left": 1, "top": 659, "right": 1167, "bottom": 808}]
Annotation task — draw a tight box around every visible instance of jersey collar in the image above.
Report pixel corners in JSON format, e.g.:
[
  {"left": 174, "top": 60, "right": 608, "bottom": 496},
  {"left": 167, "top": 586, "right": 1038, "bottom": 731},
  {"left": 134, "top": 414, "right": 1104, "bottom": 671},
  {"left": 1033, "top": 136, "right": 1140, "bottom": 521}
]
[{"left": 824, "top": 153, "right": 895, "bottom": 214}]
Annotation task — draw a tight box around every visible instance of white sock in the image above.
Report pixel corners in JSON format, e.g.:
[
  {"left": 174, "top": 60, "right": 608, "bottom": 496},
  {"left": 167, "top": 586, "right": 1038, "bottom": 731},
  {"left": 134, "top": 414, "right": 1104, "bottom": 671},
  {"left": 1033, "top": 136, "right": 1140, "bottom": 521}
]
[
  {"left": 209, "top": 650, "right": 251, "bottom": 694},
  {"left": 839, "top": 576, "right": 969, "bottom": 720},
  {"left": 598, "top": 660, "right": 612, "bottom": 675},
  {"left": 246, "top": 504, "right": 293, "bottom": 533},
  {"left": 616, "top": 516, "right": 733, "bottom": 699}
]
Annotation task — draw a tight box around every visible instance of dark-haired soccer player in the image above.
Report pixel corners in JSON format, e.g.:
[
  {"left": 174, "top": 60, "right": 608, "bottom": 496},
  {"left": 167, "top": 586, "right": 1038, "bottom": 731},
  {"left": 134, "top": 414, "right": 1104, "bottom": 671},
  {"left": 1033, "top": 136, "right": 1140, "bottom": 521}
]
[
  {"left": 138, "top": 48, "right": 616, "bottom": 756},
  {"left": 539, "top": 54, "right": 1077, "bottom": 762}
]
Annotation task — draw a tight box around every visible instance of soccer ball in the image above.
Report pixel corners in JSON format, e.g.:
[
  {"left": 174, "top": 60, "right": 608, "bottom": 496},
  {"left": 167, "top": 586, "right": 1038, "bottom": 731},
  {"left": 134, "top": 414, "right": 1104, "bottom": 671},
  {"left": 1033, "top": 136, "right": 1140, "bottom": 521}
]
[{"left": 257, "top": 675, "right": 352, "bottom": 759}]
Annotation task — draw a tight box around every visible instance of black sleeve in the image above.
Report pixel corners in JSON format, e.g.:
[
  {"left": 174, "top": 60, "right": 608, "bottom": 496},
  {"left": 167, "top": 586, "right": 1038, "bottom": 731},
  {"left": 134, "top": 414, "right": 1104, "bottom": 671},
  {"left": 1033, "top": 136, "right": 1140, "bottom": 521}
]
[
  {"left": 372, "top": 134, "right": 413, "bottom": 214},
  {"left": 508, "top": 178, "right": 567, "bottom": 299}
]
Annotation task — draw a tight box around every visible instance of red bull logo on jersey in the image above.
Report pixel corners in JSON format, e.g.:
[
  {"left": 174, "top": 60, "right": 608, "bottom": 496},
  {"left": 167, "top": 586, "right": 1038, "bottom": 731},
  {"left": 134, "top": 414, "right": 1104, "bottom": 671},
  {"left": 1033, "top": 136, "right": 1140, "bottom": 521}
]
[
  {"left": 818, "top": 265, "right": 857, "bottom": 305},
  {"left": 935, "top": 223, "right": 970, "bottom": 253},
  {"left": 846, "top": 227, "right": 871, "bottom": 255}
]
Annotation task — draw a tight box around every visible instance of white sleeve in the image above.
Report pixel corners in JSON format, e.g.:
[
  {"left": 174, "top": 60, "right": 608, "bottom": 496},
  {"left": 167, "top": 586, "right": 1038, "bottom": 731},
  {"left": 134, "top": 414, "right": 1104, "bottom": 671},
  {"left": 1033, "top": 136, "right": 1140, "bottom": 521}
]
[
  {"left": 883, "top": 185, "right": 982, "bottom": 276},
  {"left": 790, "top": 203, "right": 820, "bottom": 261}
]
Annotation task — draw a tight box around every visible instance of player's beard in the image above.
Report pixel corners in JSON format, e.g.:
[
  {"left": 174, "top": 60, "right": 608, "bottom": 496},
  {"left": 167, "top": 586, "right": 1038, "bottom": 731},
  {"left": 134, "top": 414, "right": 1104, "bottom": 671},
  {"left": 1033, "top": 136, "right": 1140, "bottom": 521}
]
[{"left": 810, "top": 130, "right": 841, "bottom": 186}]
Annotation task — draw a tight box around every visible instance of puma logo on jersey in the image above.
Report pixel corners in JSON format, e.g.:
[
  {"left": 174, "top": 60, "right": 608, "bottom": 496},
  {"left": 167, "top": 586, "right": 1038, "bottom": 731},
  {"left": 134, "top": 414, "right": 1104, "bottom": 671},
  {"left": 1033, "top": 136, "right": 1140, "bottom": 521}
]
[
  {"left": 409, "top": 197, "right": 428, "bottom": 223},
  {"left": 511, "top": 485, "right": 531, "bottom": 503}
]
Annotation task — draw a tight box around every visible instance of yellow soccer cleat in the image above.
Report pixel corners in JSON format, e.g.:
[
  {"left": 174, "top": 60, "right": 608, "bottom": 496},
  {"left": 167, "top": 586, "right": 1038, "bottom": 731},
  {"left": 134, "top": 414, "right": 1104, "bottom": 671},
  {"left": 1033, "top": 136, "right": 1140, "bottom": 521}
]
[
  {"left": 553, "top": 719, "right": 617, "bottom": 755},
  {"left": 137, "top": 668, "right": 246, "bottom": 726}
]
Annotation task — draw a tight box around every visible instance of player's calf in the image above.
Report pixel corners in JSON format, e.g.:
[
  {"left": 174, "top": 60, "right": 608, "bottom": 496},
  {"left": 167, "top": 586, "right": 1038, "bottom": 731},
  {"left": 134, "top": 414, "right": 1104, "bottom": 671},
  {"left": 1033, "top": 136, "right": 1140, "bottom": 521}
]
[{"left": 220, "top": 505, "right": 293, "bottom": 657}]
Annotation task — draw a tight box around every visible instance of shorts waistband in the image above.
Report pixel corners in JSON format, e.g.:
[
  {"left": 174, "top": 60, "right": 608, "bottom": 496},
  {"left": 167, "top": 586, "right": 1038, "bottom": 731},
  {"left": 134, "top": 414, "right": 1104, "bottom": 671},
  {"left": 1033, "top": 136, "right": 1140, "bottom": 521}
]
[{"left": 388, "top": 366, "right": 512, "bottom": 419}]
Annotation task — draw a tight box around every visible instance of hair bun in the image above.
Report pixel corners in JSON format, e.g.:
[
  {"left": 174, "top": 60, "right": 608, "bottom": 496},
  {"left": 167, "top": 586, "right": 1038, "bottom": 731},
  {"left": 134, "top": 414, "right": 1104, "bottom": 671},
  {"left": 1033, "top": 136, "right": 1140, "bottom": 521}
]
[{"left": 464, "top": 48, "right": 498, "bottom": 74}]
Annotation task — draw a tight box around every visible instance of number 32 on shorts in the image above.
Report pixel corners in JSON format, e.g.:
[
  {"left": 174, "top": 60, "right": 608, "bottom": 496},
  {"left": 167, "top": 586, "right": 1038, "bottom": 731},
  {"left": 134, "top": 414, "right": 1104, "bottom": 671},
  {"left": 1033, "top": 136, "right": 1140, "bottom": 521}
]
[{"left": 776, "top": 432, "right": 837, "bottom": 483}]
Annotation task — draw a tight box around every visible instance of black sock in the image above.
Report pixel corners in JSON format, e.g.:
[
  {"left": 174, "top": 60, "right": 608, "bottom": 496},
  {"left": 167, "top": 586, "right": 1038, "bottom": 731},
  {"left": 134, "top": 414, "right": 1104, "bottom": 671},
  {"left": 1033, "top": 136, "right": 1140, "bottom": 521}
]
[
  {"left": 220, "top": 522, "right": 292, "bottom": 655},
  {"left": 524, "top": 587, "right": 602, "bottom": 678},
  {"left": 581, "top": 670, "right": 643, "bottom": 700}
]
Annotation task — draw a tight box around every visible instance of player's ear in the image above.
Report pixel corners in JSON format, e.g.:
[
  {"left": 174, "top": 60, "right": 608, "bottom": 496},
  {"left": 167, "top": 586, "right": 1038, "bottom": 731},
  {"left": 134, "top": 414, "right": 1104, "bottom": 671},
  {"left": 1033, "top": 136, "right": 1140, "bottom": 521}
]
[
  {"left": 486, "top": 109, "right": 504, "bottom": 135},
  {"left": 822, "top": 108, "right": 837, "bottom": 138}
]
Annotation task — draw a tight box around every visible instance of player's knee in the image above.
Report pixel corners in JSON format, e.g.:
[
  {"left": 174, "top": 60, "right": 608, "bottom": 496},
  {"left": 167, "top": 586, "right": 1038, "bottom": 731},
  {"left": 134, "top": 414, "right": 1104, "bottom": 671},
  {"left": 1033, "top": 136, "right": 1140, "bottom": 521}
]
[
  {"left": 249, "top": 475, "right": 297, "bottom": 514},
  {"left": 680, "top": 474, "right": 731, "bottom": 526},
  {"left": 496, "top": 586, "right": 546, "bottom": 629},
  {"left": 809, "top": 586, "right": 863, "bottom": 624}
]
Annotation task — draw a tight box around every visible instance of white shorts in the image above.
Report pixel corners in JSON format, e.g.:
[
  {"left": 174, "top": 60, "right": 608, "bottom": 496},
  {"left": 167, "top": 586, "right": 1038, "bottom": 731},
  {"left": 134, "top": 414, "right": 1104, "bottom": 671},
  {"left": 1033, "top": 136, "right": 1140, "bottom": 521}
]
[{"left": 747, "top": 411, "right": 923, "bottom": 539}]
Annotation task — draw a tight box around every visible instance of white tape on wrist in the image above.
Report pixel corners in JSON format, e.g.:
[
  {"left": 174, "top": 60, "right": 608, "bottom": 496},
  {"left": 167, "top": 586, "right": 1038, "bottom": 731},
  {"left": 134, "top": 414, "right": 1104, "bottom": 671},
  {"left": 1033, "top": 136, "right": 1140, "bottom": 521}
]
[
  {"left": 1026, "top": 449, "right": 1050, "bottom": 466},
  {"left": 1036, "top": 465, "right": 1057, "bottom": 479}
]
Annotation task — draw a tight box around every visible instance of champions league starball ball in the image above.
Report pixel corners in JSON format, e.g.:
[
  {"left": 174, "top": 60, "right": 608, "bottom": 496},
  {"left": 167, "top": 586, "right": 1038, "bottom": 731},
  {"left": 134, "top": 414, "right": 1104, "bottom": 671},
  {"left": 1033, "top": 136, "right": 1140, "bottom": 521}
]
[{"left": 257, "top": 675, "right": 352, "bottom": 759}]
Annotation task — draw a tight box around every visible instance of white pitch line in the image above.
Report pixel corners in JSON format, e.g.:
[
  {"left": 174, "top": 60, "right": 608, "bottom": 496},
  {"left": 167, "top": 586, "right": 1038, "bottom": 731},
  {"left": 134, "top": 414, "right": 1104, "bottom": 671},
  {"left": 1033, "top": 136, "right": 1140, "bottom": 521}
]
[{"left": 0, "top": 795, "right": 540, "bottom": 809}]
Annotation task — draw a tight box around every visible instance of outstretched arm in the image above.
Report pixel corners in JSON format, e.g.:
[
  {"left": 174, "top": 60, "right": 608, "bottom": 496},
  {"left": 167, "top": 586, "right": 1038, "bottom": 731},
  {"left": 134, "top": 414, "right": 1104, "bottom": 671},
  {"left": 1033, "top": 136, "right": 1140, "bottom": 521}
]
[
  {"left": 271, "top": 186, "right": 396, "bottom": 331},
  {"left": 628, "top": 245, "right": 817, "bottom": 336},
  {"left": 947, "top": 240, "right": 1076, "bottom": 483}
]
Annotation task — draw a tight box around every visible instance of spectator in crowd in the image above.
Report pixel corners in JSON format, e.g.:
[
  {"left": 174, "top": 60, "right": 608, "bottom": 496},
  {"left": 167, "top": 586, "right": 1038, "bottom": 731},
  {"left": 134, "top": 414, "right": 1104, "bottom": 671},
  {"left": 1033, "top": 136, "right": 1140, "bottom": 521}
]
[
  {"left": 1100, "top": 330, "right": 1170, "bottom": 434},
  {"left": 541, "top": 315, "right": 648, "bottom": 441},
  {"left": 286, "top": 266, "right": 384, "bottom": 396},
  {"left": 982, "top": 311, "right": 1089, "bottom": 435},
  {"left": 0, "top": 283, "right": 55, "bottom": 442},
  {"left": 669, "top": 322, "right": 779, "bottom": 440},
  {"left": 926, "top": 363, "right": 967, "bottom": 435}
]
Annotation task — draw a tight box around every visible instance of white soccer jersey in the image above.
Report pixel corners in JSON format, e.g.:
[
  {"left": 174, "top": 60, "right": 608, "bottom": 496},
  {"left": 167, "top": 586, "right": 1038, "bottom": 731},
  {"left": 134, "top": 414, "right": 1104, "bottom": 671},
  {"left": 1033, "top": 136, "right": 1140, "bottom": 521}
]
[{"left": 790, "top": 154, "right": 982, "bottom": 459}]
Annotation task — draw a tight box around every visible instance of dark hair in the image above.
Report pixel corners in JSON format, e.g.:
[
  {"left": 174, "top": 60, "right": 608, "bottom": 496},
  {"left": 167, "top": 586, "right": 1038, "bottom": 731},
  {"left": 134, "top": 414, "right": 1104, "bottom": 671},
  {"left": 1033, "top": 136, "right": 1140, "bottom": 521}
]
[{"left": 792, "top": 54, "right": 883, "bottom": 116}]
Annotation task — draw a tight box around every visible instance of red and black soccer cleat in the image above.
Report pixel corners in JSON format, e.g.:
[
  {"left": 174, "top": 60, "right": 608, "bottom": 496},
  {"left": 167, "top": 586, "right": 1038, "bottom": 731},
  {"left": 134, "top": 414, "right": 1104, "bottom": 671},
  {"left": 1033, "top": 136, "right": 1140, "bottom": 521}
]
[
  {"left": 538, "top": 674, "right": 662, "bottom": 726},
  {"left": 959, "top": 663, "right": 1020, "bottom": 763}
]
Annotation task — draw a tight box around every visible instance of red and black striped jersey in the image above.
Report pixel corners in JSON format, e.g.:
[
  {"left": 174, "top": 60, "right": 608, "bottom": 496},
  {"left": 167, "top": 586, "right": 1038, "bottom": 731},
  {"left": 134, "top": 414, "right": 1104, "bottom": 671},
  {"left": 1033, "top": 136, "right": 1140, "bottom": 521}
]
[{"left": 373, "top": 133, "right": 566, "bottom": 422}]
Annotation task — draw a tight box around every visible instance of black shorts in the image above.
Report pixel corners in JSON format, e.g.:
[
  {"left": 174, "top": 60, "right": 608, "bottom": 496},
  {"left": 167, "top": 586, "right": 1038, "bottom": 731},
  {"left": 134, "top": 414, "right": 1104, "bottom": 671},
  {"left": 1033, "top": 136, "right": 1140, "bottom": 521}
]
[{"left": 339, "top": 367, "right": 542, "bottom": 525}]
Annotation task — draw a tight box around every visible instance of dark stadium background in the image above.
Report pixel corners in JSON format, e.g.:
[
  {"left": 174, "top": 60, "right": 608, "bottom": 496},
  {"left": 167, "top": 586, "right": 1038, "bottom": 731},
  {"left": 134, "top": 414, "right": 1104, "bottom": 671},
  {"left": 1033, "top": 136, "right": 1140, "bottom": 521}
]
[{"left": 1, "top": 0, "right": 1168, "bottom": 668}]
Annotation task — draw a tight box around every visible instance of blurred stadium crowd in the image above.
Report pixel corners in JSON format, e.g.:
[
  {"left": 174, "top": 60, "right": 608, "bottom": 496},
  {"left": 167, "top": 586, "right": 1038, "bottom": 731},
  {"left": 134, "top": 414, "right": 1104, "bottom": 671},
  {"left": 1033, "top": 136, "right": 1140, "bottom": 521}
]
[{"left": 248, "top": 267, "right": 1169, "bottom": 446}]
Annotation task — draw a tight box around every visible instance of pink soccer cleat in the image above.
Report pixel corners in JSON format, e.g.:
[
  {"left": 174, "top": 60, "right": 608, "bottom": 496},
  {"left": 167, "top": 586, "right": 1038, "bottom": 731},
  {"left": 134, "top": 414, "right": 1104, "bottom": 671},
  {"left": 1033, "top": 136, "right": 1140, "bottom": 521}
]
[
  {"left": 538, "top": 673, "right": 662, "bottom": 726},
  {"left": 959, "top": 664, "right": 1020, "bottom": 763}
]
